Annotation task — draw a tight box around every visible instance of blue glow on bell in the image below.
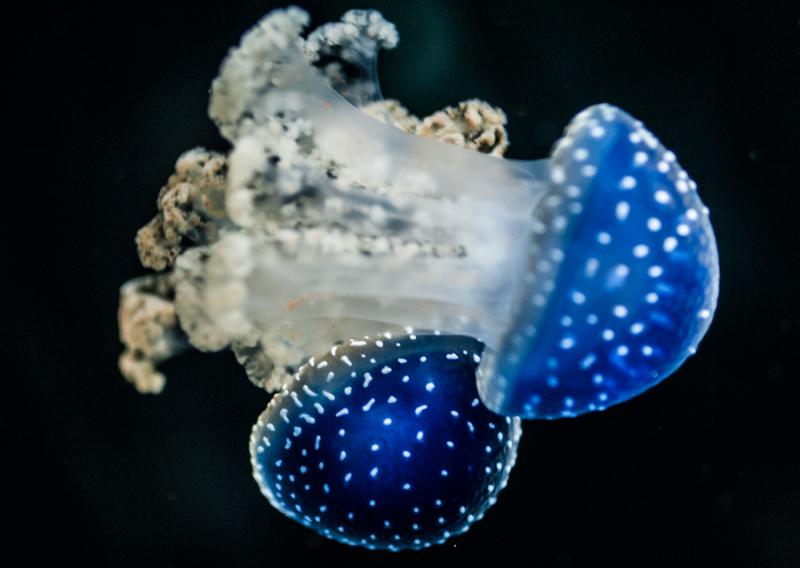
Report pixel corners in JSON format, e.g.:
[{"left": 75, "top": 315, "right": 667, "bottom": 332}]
[
  {"left": 478, "top": 104, "right": 719, "bottom": 419},
  {"left": 250, "top": 334, "right": 521, "bottom": 551}
]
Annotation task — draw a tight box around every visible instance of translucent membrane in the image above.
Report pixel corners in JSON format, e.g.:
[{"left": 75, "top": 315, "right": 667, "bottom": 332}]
[{"left": 204, "top": 12, "right": 551, "bottom": 368}]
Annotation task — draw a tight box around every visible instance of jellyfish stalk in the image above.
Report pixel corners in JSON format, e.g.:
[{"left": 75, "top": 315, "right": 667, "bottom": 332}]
[{"left": 199, "top": 8, "right": 553, "bottom": 374}]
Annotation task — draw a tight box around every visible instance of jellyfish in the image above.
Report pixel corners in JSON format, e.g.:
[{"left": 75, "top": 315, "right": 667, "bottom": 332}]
[
  {"left": 118, "top": 6, "right": 720, "bottom": 553},
  {"left": 191, "top": 8, "right": 718, "bottom": 418},
  {"left": 251, "top": 333, "right": 520, "bottom": 550}
]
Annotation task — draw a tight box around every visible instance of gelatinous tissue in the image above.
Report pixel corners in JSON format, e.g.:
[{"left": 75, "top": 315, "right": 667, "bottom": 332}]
[{"left": 118, "top": 7, "right": 718, "bottom": 550}]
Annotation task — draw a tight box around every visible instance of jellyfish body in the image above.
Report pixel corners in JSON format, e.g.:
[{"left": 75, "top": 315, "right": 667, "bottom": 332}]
[
  {"left": 134, "top": 5, "right": 728, "bottom": 555},
  {"left": 478, "top": 105, "right": 719, "bottom": 418},
  {"left": 250, "top": 334, "right": 521, "bottom": 550}
]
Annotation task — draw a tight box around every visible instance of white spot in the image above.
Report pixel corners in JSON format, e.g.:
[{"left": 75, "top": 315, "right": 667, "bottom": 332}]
[
  {"left": 630, "top": 322, "right": 645, "bottom": 334},
  {"left": 609, "top": 264, "right": 631, "bottom": 286},
  {"left": 402, "top": 450, "right": 411, "bottom": 458},
  {"left": 336, "top": 408, "right": 349, "bottom": 417},
  {"left": 370, "top": 467, "right": 379, "bottom": 478},
  {"left": 585, "top": 258, "right": 599, "bottom": 277},
  {"left": 582, "top": 165, "right": 597, "bottom": 177},
  {"left": 362, "top": 398, "right": 376, "bottom": 412},
  {"left": 383, "top": 418, "right": 392, "bottom": 426},
  {"left": 663, "top": 236, "right": 678, "bottom": 252},
  {"left": 616, "top": 201, "right": 630, "bottom": 221},
  {"left": 686, "top": 208, "right": 699, "bottom": 221},
  {"left": 602, "top": 329, "right": 615, "bottom": 341},
  {"left": 642, "top": 345, "right": 654, "bottom": 356},
  {"left": 633, "top": 244, "right": 650, "bottom": 258},
  {"left": 597, "top": 232, "right": 611, "bottom": 245},
  {"left": 698, "top": 309, "right": 711, "bottom": 319},
  {"left": 402, "top": 375, "right": 410, "bottom": 383},
  {"left": 380, "top": 366, "right": 392, "bottom": 375},
  {"left": 420, "top": 356, "right": 428, "bottom": 363},
  {"left": 647, "top": 217, "right": 662, "bottom": 231},
  {"left": 415, "top": 405, "right": 428, "bottom": 415},
  {"left": 676, "top": 180, "right": 689, "bottom": 193},
  {"left": 590, "top": 125, "right": 606, "bottom": 138},
  {"left": 613, "top": 305, "right": 629, "bottom": 318},
  {"left": 657, "top": 161, "right": 669, "bottom": 173},
  {"left": 655, "top": 190, "right": 671, "bottom": 204},
  {"left": 416, "top": 431, "right": 424, "bottom": 441},
  {"left": 634, "top": 151, "right": 648, "bottom": 166},
  {"left": 339, "top": 450, "right": 347, "bottom": 461},
  {"left": 587, "top": 313, "right": 599, "bottom": 325},
  {"left": 574, "top": 148, "right": 589, "bottom": 161},
  {"left": 580, "top": 354, "right": 597, "bottom": 369},
  {"left": 677, "top": 223, "right": 690, "bottom": 236},
  {"left": 446, "top": 353, "right": 459, "bottom": 360},
  {"left": 425, "top": 382, "right": 435, "bottom": 392},
  {"left": 646, "top": 292, "right": 659, "bottom": 303},
  {"left": 617, "top": 345, "right": 629, "bottom": 356},
  {"left": 620, "top": 176, "right": 636, "bottom": 190},
  {"left": 572, "top": 291, "right": 586, "bottom": 304},
  {"left": 648, "top": 265, "right": 664, "bottom": 278},
  {"left": 629, "top": 132, "right": 642, "bottom": 144},
  {"left": 560, "top": 336, "right": 575, "bottom": 350},
  {"left": 550, "top": 166, "right": 566, "bottom": 183},
  {"left": 371, "top": 443, "right": 380, "bottom": 451}
]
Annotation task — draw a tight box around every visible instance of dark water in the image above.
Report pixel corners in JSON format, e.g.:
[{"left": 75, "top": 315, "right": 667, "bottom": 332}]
[{"left": 8, "top": 0, "right": 798, "bottom": 566}]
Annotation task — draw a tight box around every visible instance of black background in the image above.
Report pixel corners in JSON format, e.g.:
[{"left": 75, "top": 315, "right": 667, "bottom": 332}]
[{"left": 7, "top": 0, "right": 799, "bottom": 566}]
